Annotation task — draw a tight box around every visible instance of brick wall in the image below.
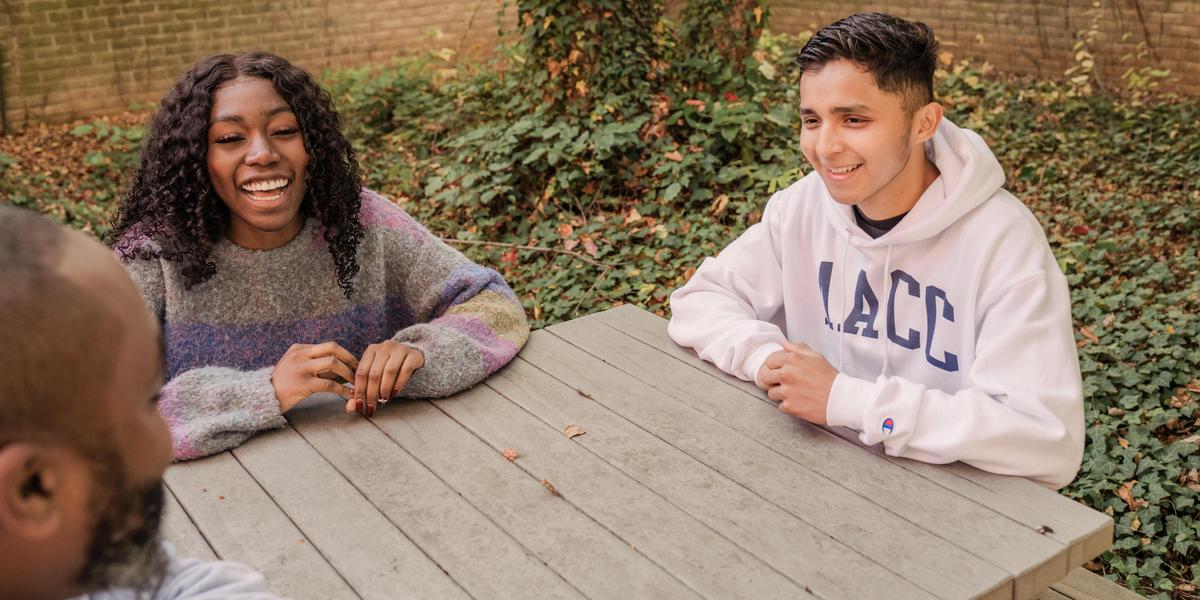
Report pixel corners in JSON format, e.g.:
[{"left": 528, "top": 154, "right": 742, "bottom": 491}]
[
  {"left": 0, "top": 0, "right": 514, "bottom": 130},
  {"left": 1, "top": 1, "right": 1196, "bottom": 131},
  {"left": 770, "top": 0, "right": 1199, "bottom": 96}
]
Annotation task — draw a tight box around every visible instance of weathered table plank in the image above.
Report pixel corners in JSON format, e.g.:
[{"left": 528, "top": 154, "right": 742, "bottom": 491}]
[
  {"left": 371, "top": 397, "right": 703, "bottom": 600},
  {"left": 434, "top": 381, "right": 810, "bottom": 600},
  {"left": 159, "top": 305, "right": 1115, "bottom": 600},
  {"left": 164, "top": 451, "right": 356, "bottom": 599},
  {"left": 590, "top": 304, "right": 1112, "bottom": 584},
  {"left": 488, "top": 357, "right": 935, "bottom": 600},
  {"left": 284, "top": 395, "right": 585, "bottom": 600},
  {"left": 525, "top": 328, "right": 1011, "bottom": 600},
  {"left": 231, "top": 425, "right": 469, "bottom": 600},
  {"left": 162, "top": 486, "right": 216, "bottom": 562}
]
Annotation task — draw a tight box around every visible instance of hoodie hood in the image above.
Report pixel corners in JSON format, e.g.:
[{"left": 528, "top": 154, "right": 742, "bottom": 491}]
[{"left": 824, "top": 118, "right": 1007, "bottom": 247}]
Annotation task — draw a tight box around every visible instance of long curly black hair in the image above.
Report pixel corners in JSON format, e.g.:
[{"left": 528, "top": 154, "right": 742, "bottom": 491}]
[{"left": 110, "top": 52, "right": 364, "bottom": 296}]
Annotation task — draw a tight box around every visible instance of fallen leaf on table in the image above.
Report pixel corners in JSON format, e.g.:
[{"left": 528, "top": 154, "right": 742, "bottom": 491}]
[
  {"left": 541, "top": 479, "right": 560, "bottom": 497},
  {"left": 501, "top": 448, "right": 519, "bottom": 461},
  {"left": 563, "top": 424, "right": 587, "bottom": 439},
  {"left": 576, "top": 389, "right": 593, "bottom": 400},
  {"left": 1035, "top": 525, "right": 1054, "bottom": 535}
]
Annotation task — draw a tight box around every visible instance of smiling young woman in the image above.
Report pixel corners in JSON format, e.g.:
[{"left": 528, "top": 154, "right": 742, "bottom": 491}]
[
  {"left": 109, "top": 53, "right": 530, "bottom": 460},
  {"left": 205, "top": 77, "right": 311, "bottom": 250}
]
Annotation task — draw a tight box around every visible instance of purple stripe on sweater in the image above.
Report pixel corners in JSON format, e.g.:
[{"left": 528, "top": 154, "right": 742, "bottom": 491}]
[
  {"left": 434, "top": 313, "right": 520, "bottom": 375},
  {"left": 165, "top": 295, "right": 415, "bottom": 378}
]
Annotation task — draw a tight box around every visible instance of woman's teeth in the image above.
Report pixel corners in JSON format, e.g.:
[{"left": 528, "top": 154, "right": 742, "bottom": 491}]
[
  {"left": 241, "top": 178, "right": 289, "bottom": 200},
  {"left": 829, "top": 164, "right": 861, "bottom": 174}
]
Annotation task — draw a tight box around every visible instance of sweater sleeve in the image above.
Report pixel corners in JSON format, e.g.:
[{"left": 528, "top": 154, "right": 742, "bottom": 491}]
[
  {"left": 825, "top": 271, "right": 1086, "bottom": 489},
  {"left": 121, "top": 256, "right": 287, "bottom": 461},
  {"left": 380, "top": 215, "right": 530, "bottom": 398},
  {"left": 667, "top": 195, "right": 789, "bottom": 386}
]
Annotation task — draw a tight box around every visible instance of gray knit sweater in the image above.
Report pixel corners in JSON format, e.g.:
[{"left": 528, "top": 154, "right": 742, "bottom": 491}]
[{"left": 118, "top": 190, "right": 529, "bottom": 460}]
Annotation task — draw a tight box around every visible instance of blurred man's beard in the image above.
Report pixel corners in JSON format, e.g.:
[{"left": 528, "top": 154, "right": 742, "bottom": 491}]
[{"left": 75, "top": 473, "right": 169, "bottom": 591}]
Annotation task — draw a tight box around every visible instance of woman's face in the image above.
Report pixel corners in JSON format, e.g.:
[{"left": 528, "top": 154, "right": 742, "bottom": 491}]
[{"left": 206, "top": 76, "right": 310, "bottom": 250}]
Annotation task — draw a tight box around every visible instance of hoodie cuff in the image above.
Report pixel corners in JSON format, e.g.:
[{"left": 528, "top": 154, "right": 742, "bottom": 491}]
[
  {"left": 826, "top": 373, "right": 875, "bottom": 430},
  {"left": 747, "top": 341, "right": 785, "bottom": 388}
]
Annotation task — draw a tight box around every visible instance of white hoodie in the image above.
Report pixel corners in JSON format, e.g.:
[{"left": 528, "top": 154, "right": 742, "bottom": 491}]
[{"left": 668, "top": 118, "right": 1085, "bottom": 489}]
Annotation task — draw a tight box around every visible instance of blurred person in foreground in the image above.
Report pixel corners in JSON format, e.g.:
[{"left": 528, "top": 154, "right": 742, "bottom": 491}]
[{"left": 0, "top": 205, "right": 282, "bottom": 599}]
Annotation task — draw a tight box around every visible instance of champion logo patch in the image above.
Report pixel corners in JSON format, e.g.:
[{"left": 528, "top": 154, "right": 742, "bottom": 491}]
[{"left": 882, "top": 417, "right": 895, "bottom": 435}]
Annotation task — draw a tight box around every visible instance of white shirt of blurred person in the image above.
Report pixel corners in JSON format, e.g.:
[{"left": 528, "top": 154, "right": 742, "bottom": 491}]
[{"left": 0, "top": 206, "right": 284, "bottom": 600}]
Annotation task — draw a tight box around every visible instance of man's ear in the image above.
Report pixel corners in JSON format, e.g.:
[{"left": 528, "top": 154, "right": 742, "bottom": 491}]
[
  {"left": 911, "top": 101, "right": 944, "bottom": 145},
  {"left": 0, "top": 444, "right": 64, "bottom": 540}
]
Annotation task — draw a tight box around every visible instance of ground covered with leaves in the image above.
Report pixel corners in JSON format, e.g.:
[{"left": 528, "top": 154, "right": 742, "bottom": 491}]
[{"left": 1, "top": 3, "right": 1198, "bottom": 597}]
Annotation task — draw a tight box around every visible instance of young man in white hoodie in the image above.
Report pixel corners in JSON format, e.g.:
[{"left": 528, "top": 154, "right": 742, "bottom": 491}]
[{"left": 668, "top": 13, "right": 1085, "bottom": 489}]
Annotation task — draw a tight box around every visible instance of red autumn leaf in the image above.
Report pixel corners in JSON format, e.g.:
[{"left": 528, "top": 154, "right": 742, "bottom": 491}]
[
  {"left": 501, "top": 447, "right": 519, "bottom": 461},
  {"left": 582, "top": 238, "right": 599, "bottom": 257},
  {"left": 724, "top": 91, "right": 739, "bottom": 102},
  {"left": 684, "top": 99, "right": 706, "bottom": 112},
  {"left": 556, "top": 223, "right": 573, "bottom": 238},
  {"left": 501, "top": 248, "right": 519, "bottom": 264},
  {"left": 1072, "top": 225, "right": 1090, "bottom": 236},
  {"left": 563, "top": 424, "right": 587, "bottom": 439}
]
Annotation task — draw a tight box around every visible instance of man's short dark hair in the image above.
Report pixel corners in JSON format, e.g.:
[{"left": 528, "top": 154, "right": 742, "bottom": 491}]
[
  {"left": 794, "top": 13, "right": 939, "bottom": 113},
  {"left": 0, "top": 206, "right": 122, "bottom": 452}
]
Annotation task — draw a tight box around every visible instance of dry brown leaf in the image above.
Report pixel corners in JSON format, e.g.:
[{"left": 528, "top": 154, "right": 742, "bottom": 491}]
[
  {"left": 541, "top": 479, "right": 560, "bottom": 497},
  {"left": 1079, "top": 326, "right": 1099, "bottom": 344},
  {"left": 1108, "top": 407, "right": 1126, "bottom": 417},
  {"left": 710, "top": 194, "right": 729, "bottom": 215},
  {"left": 563, "top": 424, "right": 587, "bottom": 439},
  {"left": 557, "top": 223, "right": 573, "bottom": 238},
  {"left": 1118, "top": 437, "right": 1130, "bottom": 449},
  {"left": 576, "top": 389, "right": 593, "bottom": 400},
  {"left": 1115, "top": 480, "right": 1149, "bottom": 510},
  {"left": 664, "top": 150, "right": 683, "bottom": 162},
  {"left": 582, "top": 238, "right": 598, "bottom": 257},
  {"left": 1035, "top": 525, "right": 1055, "bottom": 535},
  {"left": 501, "top": 448, "right": 519, "bottom": 461}
]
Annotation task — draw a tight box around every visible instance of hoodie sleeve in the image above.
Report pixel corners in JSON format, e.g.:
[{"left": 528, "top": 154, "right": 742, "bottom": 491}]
[
  {"left": 825, "top": 270, "right": 1085, "bottom": 489},
  {"left": 668, "top": 195, "right": 789, "bottom": 386}
]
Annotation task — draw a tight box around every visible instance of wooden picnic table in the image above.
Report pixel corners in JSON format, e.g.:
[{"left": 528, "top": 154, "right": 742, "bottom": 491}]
[{"left": 162, "top": 305, "right": 1114, "bottom": 600}]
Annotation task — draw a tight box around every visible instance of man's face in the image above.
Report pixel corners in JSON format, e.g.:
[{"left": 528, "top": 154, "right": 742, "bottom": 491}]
[
  {"left": 73, "top": 300, "right": 173, "bottom": 591},
  {"left": 70, "top": 237, "right": 175, "bottom": 592},
  {"left": 798, "top": 59, "right": 926, "bottom": 217}
]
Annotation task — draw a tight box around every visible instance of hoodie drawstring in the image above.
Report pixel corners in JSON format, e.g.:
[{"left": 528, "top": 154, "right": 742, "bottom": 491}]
[
  {"left": 838, "top": 227, "right": 851, "bottom": 370},
  {"left": 881, "top": 245, "right": 894, "bottom": 378}
]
